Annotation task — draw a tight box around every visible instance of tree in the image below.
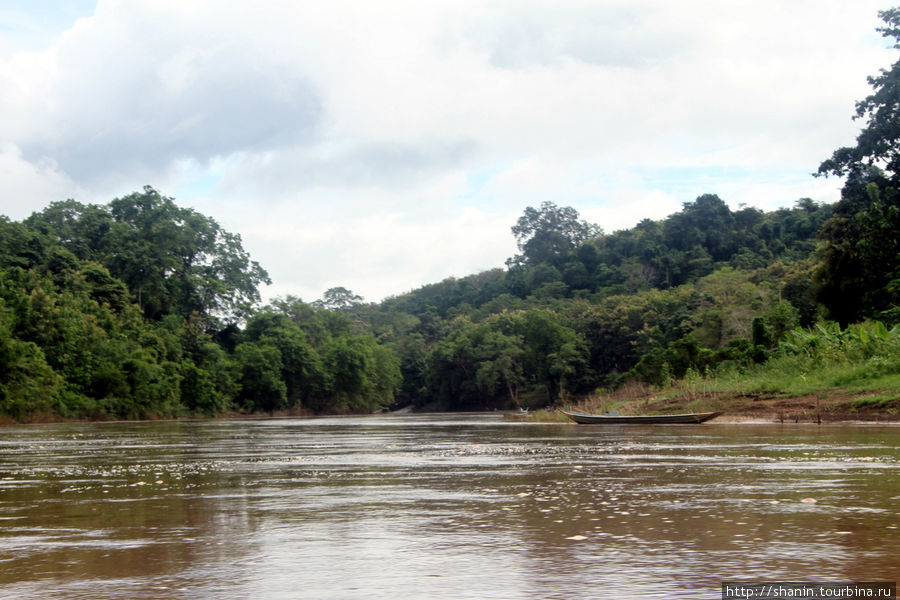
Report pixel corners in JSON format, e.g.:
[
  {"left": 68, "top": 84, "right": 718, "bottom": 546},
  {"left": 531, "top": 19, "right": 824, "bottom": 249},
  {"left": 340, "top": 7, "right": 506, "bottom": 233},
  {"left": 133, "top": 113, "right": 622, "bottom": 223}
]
[
  {"left": 23, "top": 200, "right": 113, "bottom": 262},
  {"left": 27, "top": 187, "right": 271, "bottom": 323},
  {"left": 815, "top": 172, "right": 900, "bottom": 324},
  {"left": 317, "top": 287, "right": 364, "bottom": 312},
  {"left": 474, "top": 330, "right": 525, "bottom": 406},
  {"left": 508, "top": 309, "right": 589, "bottom": 402},
  {"left": 0, "top": 217, "right": 46, "bottom": 269},
  {"left": 107, "top": 187, "right": 271, "bottom": 322},
  {"left": 508, "top": 201, "right": 601, "bottom": 267},
  {"left": 663, "top": 194, "right": 736, "bottom": 263},
  {"left": 233, "top": 341, "right": 287, "bottom": 413},
  {"left": 818, "top": 8, "right": 900, "bottom": 179},
  {"left": 0, "top": 303, "right": 62, "bottom": 420},
  {"left": 242, "top": 310, "right": 324, "bottom": 407},
  {"left": 815, "top": 10, "right": 900, "bottom": 323},
  {"left": 322, "top": 336, "right": 374, "bottom": 410},
  {"left": 371, "top": 344, "right": 403, "bottom": 407}
]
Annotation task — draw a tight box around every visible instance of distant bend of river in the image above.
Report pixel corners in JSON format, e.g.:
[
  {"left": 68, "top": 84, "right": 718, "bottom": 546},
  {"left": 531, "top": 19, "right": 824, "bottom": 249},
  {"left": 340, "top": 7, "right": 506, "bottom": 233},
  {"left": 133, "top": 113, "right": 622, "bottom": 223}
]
[{"left": 1, "top": 414, "right": 897, "bottom": 599}]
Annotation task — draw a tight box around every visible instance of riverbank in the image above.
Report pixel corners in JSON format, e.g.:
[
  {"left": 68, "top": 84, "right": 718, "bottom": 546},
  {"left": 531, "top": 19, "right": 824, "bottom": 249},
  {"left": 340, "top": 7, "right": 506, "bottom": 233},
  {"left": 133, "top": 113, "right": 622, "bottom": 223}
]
[
  {"left": 3, "top": 390, "right": 898, "bottom": 425},
  {"left": 547, "top": 385, "right": 900, "bottom": 424}
]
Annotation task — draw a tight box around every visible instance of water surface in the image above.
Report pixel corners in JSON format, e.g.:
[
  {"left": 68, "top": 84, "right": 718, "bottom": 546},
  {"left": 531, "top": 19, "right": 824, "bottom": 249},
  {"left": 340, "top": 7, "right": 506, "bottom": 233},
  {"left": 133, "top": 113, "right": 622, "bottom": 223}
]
[{"left": 1, "top": 414, "right": 897, "bottom": 599}]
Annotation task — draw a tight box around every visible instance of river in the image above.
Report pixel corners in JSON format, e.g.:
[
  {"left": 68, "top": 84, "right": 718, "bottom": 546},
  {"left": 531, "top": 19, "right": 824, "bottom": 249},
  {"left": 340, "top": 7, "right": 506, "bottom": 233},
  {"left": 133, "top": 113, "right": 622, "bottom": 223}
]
[{"left": 1, "top": 414, "right": 897, "bottom": 599}]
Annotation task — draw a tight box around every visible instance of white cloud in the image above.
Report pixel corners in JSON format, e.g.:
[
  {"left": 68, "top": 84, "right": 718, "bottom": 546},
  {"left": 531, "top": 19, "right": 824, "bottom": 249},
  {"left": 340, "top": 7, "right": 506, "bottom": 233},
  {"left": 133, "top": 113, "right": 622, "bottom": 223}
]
[
  {"left": 0, "top": 142, "right": 84, "bottom": 217},
  {"left": 0, "top": 0, "right": 894, "bottom": 301}
]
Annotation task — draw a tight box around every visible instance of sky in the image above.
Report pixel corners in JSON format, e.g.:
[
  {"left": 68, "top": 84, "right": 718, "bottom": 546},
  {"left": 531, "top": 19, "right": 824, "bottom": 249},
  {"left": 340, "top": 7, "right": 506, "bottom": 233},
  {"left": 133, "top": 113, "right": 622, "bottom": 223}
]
[{"left": 0, "top": 0, "right": 895, "bottom": 304}]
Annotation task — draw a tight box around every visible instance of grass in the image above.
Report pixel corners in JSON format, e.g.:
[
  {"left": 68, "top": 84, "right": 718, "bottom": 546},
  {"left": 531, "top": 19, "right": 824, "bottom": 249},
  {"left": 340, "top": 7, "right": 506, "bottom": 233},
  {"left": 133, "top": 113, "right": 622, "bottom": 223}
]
[
  {"left": 850, "top": 394, "right": 900, "bottom": 409},
  {"left": 562, "top": 350, "right": 900, "bottom": 421},
  {"left": 520, "top": 322, "right": 900, "bottom": 422},
  {"left": 694, "top": 356, "right": 900, "bottom": 399}
]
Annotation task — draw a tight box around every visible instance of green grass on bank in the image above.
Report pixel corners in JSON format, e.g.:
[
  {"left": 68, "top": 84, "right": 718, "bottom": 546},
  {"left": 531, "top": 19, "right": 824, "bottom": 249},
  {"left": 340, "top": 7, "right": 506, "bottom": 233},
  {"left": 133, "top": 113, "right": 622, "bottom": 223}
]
[
  {"left": 549, "top": 321, "right": 900, "bottom": 420},
  {"left": 692, "top": 322, "right": 900, "bottom": 399}
]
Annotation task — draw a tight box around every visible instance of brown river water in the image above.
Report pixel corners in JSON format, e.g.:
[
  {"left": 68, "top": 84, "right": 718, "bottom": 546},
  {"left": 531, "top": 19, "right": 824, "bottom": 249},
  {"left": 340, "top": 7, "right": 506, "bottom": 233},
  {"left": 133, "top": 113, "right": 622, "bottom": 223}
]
[{"left": 0, "top": 414, "right": 897, "bottom": 599}]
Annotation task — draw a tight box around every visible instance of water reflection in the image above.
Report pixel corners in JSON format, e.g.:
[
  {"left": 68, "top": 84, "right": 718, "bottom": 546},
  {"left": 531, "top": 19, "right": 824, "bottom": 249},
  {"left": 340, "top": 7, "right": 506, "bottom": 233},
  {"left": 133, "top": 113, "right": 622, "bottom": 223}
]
[{"left": 0, "top": 416, "right": 897, "bottom": 599}]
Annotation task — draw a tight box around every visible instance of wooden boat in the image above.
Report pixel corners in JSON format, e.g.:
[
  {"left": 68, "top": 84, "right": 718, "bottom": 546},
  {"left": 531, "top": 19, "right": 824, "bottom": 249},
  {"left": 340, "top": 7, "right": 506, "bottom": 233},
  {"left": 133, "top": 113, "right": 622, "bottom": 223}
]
[{"left": 561, "top": 408, "right": 721, "bottom": 424}]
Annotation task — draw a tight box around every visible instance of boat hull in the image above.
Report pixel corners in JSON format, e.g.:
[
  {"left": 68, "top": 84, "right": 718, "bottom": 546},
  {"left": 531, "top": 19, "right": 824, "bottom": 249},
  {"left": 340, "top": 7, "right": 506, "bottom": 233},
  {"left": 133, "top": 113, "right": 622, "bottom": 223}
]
[{"left": 561, "top": 409, "right": 721, "bottom": 424}]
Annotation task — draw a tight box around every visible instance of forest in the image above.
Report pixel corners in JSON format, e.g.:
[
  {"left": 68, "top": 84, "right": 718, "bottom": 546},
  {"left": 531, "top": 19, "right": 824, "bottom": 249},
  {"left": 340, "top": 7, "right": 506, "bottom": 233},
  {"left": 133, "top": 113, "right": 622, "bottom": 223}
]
[{"left": 2, "top": 11, "right": 900, "bottom": 422}]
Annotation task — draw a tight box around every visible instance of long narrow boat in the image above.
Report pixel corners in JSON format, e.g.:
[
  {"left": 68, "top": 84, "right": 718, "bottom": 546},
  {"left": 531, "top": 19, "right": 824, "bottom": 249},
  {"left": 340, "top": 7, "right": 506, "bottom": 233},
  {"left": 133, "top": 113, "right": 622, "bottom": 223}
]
[{"left": 561, "top": 408, "right": 722, "bottom": 424}]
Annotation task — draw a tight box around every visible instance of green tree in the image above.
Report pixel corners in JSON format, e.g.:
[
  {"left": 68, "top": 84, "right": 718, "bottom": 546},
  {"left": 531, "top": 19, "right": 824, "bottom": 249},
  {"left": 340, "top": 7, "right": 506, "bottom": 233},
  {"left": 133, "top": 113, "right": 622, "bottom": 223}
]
[
  {"left": 107, "top": 187, "right": 271, "bottom": 322},
  {"left": 243, "top": 310, "right": 324, "bottom": 407},
  {"left": 0, "top": 217, "right": 46, "bottom": 269},
  {"left": 815, "top": 9, "right": 900, "bottom": 324},
  {"left": 322, "top": 336, "right": 374, "bottom": 411},
  {"left": 0, "top": 261, "right": 190, "bottom": 420},
  {"left": 424, "top": 318, "right": 524, "bottom": 409},
  {"left": 473, "top": 330, "right": 525, "bottom": 406},
  {"left": 27, "top": 188, "right": 271, "bottom": 323},
  {"left": 371, "top": 344, "right": 403, "bottom": 407},
  {"left": 818, "top": 8, "right": 900, "bottom": 179},
  {"left": 506, "top": 309, "right": 589, "bottom": 402},
  {"left": 816, "top": 169, "right": 900, "bottom": 325},
  {"left": 233, "top": 341, "right": 287, "bottom": 413},
  {"left": 508, "top": 201, "right": 601, "bottom": 267},
  {"left": 23, "top": 200, "right": 113, "bottom": 262},
  {"left": 628, "top": 334, "right": 715, "bottom": 386},
  {"left": 159, "top": 313, "right": 235, "bottom": 415},
  {"left": 317, "top": 287, "right": 364, "bottom": 312},
  {"left": 0, "top": 303, "right": 62, "bottom": 420}
]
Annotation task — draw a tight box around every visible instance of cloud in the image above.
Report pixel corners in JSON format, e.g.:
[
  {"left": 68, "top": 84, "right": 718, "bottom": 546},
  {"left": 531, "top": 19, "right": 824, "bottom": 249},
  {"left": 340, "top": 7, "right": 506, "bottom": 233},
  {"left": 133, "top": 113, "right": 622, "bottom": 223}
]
[
  {"left": 5, "top": 2, "right": 321, "bottom": 182},
  {"left": 0, "top": 142, "right": 84, "bottom": 217},
  {"left": 465, "top": 1, "right": 694, "bottom": 70},
  {"left": 0, "top": 0, "right": 894, "bottom": 301}
]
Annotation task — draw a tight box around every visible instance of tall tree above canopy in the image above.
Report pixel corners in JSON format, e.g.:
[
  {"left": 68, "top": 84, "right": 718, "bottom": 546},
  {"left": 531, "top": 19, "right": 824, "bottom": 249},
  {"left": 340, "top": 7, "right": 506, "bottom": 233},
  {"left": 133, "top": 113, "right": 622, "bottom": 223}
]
[
  {"left": 663, "top": 194, "right": 736, "bottom": 262},
  {"left": 815, "top": 8, "right": 900, "bottom": 324},
  {"left": 27, "top": 187, "right": 271, "bottom": 323},
  {"left": 316, "top": 287, "right": 364, "bottom": 312},
  {"left": 108, "top": 187, "right": 271, "bottom": 322},
  {"left": 508, "top": 201, "right": 601, "bottom": 268},
  {"left": 818, "top": 8, "right": 900, "bottom": 179}
]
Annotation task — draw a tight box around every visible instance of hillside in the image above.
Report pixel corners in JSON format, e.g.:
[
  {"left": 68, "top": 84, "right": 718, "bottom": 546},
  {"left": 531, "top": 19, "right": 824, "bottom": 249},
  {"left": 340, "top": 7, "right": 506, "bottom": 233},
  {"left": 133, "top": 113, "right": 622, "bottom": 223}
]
[
  {"left": 4, "top": 10, "right": 900, "bottom": 422},
  {"left": 358, "top": 196, "right": 836, "bottom": 409}
]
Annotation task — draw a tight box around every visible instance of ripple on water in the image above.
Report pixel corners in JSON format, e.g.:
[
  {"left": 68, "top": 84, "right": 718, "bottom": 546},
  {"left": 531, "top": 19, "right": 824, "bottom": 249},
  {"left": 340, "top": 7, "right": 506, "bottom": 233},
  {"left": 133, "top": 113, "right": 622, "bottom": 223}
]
[{"left": 1, "top": 417, "right": 898, "bottom": 599}]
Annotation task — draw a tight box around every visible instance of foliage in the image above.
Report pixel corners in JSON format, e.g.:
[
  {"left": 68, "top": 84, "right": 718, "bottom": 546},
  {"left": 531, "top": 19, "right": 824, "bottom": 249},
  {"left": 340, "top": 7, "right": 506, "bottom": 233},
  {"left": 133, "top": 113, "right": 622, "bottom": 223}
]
[
  {"left": 815, "top": 9, "right": 900, "bottom": 325},
  {"left": 315, "top": 287, "right": 364, "bottom": 312},
  {"left": 0, "top": 182, "right": 872, "bottom": 422},
  {"left": 0, "top": 189, "right": 400, "bottom": 421},
  {"left": 362, "top": 195, "right": 839, "bottom": 408},
  {"left": 25, "top": 187, "right": 271, "bottom": 323},
  {"left": 814, "top": 172, "right": 900, "bottom": 324},
  {"left": 689, "top": 321, "right": 900, "bottom": 399},
  {"left": 236, "top": 299, "right": 401, "bottom": 414},
  {"left": 507, "top": 201, "right": 601, "bottom": 268},
  {"left": 818, "top": 8, "right": 900, "bottom": 179},
  {"left": 0, "top": 301, "right": 62, "bottom": 420}
]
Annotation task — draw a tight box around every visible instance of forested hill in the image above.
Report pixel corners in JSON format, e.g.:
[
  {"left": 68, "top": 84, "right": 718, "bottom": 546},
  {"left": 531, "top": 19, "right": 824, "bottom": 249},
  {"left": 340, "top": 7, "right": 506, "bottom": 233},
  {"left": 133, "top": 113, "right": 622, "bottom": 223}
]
[
  {"left": 1, "top": 186, "right": 840, "bottom": 421},
  {"left": 0, "top": 179, "right": 895, "bottom": 420},
  {"left": 0, "top": 188, "right": 401, "bottom": 421},
  {"left": 3, "top": 10, "right": 900, "bottom": 422},
  {"left": 378, "top": 195, "right": 830, "bottom": 320},
  {"left": 357, "top": 195, "right": 837, "bottom": 410}
]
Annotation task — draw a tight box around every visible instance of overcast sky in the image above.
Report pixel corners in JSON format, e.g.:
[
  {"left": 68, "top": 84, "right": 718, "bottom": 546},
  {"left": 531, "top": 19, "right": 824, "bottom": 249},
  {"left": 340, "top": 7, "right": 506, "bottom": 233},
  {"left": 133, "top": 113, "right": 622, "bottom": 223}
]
[{"left": 0, "top": 1, "right": 894, "bottom": 303}]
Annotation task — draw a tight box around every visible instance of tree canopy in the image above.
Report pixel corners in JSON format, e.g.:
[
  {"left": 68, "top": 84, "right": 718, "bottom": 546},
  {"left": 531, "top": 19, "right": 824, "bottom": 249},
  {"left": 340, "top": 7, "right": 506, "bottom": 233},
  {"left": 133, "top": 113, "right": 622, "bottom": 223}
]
[
  {"left": 508, "top": 201, "right": 601, "bottom": 268},
  {"left": 815, "top": 8, "right": 900, "bottom": 324},
  {"left": 1, "top": 189, "right": 400, "bottom": 421},
  {"left": 818, "top": 8, "right": 900, "bottom": 179},
  {"left": 26, "top": 187, "right": 271, "bottom": 323}
]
